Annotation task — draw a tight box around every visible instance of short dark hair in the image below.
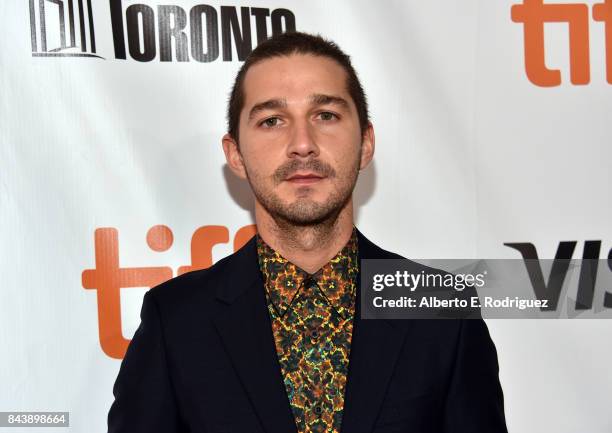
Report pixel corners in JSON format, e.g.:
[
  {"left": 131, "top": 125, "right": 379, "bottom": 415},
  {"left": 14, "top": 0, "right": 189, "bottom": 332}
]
[{"left": 226, "top": 31, "right": 370, "bottom": 142}]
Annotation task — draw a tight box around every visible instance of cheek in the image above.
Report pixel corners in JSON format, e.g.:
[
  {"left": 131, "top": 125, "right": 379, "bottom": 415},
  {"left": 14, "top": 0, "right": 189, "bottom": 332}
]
[
  {"left": 245, "top": 126, "right": 289, "bottom": 148},
  {"left": 242, "top": 149, "right": 280, "bottom": 179},
  {"left": 323, "top": 138, "right": 361, "bottom": 172},
  {"left": 320, "top": 121, "right": 361, "bottom": 147}
]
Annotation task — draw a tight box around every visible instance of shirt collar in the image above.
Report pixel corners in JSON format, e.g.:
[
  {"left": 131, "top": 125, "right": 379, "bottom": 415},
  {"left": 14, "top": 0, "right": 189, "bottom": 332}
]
[{"left": 256, "top": 226, "right": 359, "bottom": 320}]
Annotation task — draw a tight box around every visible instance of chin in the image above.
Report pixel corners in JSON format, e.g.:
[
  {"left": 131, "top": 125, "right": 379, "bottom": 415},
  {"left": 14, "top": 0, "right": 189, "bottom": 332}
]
[{"left": 277, "top": 202, "right": 343, "bottom": 226}]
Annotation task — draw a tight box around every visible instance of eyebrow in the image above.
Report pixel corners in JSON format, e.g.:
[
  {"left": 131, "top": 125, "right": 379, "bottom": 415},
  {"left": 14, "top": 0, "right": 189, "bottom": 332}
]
[
  {"left": 248, "top": 98, "right": 287, "bottom": 121},
  {"left": 247, "top": 93, "right": 350, "bottom": 121},
  {"left": 310, "top": 93, "right": 350, "bottom": 109}
]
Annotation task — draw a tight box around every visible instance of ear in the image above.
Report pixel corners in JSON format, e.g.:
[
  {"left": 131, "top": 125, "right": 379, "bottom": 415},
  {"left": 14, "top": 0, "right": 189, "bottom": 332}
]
[
  {"left": 359, "top": 122, "right": 375, "bottom": 170},
  {"left": 222, "top": 133, "right": 248, "bottom": 179}
]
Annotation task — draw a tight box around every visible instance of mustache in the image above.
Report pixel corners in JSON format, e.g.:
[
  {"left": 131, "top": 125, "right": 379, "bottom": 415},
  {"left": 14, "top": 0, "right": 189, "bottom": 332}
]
[{"left": 273, "top": 159, "right": 336, "bottom": 184}]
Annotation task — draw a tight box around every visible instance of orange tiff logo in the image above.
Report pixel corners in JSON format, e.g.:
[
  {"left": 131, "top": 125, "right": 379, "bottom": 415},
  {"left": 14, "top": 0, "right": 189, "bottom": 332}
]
[
  {"left": 82, "top": 224, "right": 256, "bottom": 359},
  {"left": 511, "top": 0, "right": 612, "bottom": 86}
]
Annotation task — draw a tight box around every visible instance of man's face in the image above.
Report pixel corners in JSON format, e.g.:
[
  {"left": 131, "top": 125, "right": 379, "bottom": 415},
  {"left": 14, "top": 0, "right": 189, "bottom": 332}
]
[{"left": 224, "top": 53, "right": 374, "bottom": 226}]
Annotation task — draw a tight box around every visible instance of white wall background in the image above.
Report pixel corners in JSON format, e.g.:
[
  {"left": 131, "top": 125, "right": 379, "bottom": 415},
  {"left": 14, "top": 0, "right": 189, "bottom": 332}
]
[{"left": 1, "top": 0, "right": 611, "bottom": 432}]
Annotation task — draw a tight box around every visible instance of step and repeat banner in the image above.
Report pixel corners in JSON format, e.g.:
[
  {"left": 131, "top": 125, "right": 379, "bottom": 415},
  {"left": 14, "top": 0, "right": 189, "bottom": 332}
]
[{"left": 1, "top": 0, "right": 611, "bottom": 432}]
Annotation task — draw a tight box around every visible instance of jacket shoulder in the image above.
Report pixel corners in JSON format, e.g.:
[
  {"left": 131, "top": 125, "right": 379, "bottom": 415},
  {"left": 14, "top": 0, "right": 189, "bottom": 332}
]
[
  {"left": 145, "top": 239, "right": 250, "bottom": 310},
  {"left": 358, "top": 228, "right": 442, "bottom": 274}
]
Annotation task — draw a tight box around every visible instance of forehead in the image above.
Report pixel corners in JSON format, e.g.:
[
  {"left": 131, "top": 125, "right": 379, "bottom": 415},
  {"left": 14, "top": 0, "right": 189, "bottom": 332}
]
[{"left": 241, "top": 54, "right": 351, "bottom": 109}]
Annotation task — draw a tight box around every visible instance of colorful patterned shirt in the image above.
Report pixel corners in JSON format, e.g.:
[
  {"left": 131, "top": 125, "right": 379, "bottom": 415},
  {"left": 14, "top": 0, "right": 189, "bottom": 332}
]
[{"left": 256, "top": 227, "right": 359, "bottom": 433}]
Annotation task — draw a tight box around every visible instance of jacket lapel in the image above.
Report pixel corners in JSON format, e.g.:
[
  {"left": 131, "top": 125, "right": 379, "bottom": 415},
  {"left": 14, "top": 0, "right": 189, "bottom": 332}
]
[
  {"left": 212, "top": 229, "right": 409, "bottom": 433},
  {"left": 340, "top": 229, "right": 410, "bottom": 433},
  {"left": 212, "top": 238, "right": 298, "bottom": 433}
]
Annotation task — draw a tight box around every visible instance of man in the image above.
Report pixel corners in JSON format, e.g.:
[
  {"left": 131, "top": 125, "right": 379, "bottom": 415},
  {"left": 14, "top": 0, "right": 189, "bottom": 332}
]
[{"left": 108, "top": 32, "right": 507, "bottom": 433}]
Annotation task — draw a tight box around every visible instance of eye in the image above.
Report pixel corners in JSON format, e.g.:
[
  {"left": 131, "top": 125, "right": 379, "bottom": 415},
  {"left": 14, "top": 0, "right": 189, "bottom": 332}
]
[
  {"left": 317, "top": 112, "right": 339, "bottom": 121},
  {"left": 259, "top": 117, "right": 281, "bottom": 128}
]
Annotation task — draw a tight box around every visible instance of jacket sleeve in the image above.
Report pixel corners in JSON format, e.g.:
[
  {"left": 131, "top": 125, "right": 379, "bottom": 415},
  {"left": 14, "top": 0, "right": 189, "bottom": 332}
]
[
  {"left": 107, "top": 291, "right": 182, "bottom": 433},
  {"left": 443, "top": 319, "right": 508, "bottom": 433}
]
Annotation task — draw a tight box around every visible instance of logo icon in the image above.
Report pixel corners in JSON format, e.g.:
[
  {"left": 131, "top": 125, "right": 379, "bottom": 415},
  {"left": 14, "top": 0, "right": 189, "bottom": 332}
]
[
  {"left": 28, "top": 1, "right": 297, "bottom": 62},
  {"left": 29, "top": 0, "right": 102, "bottom": 58},
  {"left": 511, "top": 0, "right": 612, "bottom": 86}
]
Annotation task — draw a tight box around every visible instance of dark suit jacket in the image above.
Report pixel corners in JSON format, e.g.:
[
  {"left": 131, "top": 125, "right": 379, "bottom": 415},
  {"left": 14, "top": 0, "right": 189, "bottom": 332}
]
[{"left": 108, "top": 229, "right": 507, "bottom": 433}]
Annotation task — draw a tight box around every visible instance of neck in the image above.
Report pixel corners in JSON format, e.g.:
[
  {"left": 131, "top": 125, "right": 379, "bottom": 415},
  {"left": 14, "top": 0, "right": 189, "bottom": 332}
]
[{"left": 255, "top": 198, "right": 355, "bottom": 274}]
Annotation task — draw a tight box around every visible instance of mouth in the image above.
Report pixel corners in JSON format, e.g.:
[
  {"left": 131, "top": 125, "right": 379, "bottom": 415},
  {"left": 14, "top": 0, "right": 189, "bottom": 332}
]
[{"left": 285, "top": 172, "right": 326, "bottom": 185}]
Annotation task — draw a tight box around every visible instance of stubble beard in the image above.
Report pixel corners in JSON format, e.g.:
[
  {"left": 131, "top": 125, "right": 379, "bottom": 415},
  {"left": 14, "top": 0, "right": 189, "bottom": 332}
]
[{"left": 244, "top": 153, "right": 361, "bottom": 229}]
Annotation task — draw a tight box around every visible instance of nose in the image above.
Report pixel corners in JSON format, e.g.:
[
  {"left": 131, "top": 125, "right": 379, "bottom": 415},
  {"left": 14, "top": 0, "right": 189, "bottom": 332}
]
[{"left": 286, "top": 119, "right": 320, "bottom": 159}]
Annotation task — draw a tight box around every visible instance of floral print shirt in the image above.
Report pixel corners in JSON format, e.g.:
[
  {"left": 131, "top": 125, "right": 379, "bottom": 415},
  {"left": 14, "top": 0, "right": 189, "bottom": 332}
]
[{"left": 256, "top": 227, "right": 359, "bottom": 433}]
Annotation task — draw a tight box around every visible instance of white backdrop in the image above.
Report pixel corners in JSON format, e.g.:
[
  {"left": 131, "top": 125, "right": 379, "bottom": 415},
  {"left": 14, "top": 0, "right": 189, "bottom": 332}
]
[{"left": 1, "top": 0, "right": 611, "bottom": 432}]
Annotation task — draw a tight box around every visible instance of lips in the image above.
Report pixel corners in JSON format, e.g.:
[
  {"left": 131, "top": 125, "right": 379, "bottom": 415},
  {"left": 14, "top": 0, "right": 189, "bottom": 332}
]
[{"left": 285, "top": 172, "right": 325, "bottom": 184}]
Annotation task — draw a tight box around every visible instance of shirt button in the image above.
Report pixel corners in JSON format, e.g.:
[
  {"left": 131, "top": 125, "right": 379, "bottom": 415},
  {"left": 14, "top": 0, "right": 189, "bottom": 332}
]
[
  {"left": 314, "top": 405, "right": 323, "bottom": 415},
  {"left": 311, "top": 330, "right": 319, "bottom": 339}
]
